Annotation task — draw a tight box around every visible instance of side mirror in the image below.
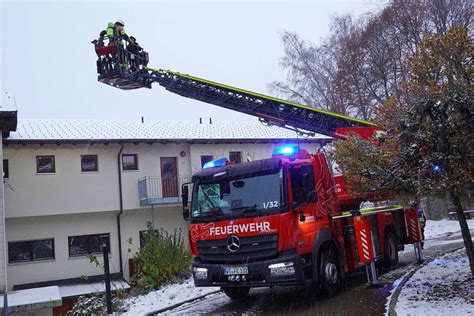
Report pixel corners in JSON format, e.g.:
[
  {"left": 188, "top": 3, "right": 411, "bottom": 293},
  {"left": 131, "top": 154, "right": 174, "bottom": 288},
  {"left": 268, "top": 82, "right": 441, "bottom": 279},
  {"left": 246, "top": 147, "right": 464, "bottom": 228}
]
[
  {"left": 181, "top": 184, "right": 189, "bottom": 209},
  {"left": 181, "top": 184, "right": 191, "bottom": 221}
]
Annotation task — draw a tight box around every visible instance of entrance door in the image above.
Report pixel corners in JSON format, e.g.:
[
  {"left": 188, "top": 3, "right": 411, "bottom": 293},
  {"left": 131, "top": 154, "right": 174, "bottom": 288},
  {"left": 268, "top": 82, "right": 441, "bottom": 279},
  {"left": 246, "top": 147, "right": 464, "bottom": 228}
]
[{"left": 160, "top": 157, "right": 178, "bottom": 197}]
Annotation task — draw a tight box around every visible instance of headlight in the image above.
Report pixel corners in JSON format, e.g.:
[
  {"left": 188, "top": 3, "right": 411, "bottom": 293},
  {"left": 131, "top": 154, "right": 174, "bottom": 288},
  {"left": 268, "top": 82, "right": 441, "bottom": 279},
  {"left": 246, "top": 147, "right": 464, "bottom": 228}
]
[
  {"left": 193, "top": 267, "right": 208, "bottom": 279},
  {"left": 268, "top": 262, "right": 295, "bottom": 276}
]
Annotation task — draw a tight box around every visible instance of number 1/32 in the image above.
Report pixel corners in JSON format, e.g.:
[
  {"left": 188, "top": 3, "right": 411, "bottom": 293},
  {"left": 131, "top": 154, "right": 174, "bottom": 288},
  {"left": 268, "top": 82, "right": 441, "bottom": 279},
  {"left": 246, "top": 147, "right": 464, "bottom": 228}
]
[{"left": 262, "top": 201, "right": 279, "bottom": 209}]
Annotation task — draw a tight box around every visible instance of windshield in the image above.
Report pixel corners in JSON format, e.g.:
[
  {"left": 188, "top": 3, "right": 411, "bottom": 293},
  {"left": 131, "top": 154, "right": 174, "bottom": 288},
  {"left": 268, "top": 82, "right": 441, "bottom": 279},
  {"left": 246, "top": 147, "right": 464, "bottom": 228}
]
[{"left": 191, "top": 169, "right": 286, "bottom": 221}]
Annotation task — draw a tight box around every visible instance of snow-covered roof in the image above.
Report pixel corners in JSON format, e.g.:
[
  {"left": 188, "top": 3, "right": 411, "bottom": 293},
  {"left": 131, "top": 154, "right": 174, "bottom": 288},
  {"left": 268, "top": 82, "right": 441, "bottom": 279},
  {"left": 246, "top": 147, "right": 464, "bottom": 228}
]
[{"left": 6, "top": 119, "right": 332, "bottom": 143}]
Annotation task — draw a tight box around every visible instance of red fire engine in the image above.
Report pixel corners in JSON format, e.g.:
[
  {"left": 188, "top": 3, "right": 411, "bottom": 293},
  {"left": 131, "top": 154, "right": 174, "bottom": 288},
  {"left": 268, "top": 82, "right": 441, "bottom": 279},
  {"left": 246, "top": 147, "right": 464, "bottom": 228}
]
[{"left": 93, "top": 35, "right": 423, "bottom": 299}]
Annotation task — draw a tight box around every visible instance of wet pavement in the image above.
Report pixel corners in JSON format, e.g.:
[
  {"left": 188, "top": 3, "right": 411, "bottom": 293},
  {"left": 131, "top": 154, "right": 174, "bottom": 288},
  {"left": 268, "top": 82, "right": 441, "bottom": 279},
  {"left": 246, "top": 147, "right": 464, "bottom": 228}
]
[{"left": 161, "top": 233, "right": 468, "bottom": 315}]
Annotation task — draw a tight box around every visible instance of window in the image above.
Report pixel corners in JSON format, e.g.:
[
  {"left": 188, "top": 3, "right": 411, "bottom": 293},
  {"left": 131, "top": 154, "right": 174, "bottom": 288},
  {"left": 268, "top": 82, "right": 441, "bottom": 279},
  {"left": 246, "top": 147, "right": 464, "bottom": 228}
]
[
  {"left": 229, "top": 151, "right": 242, "bottom": 164},
  {"left": 201, "top": 155, "right": 213, "bottom": 168},
  {"left": 68, "top": 233, "right": 110, "bottom": 257},
  {"left": 122, "top": 154, "right": 138, "bottom": 171},
  {"left": 3, "top": 159, "right": 9, "bottom": 179},
  {"left": 8, "top": 239, "right": 54, "bottom": 263},
  {"left": 290, "top": 165, "right": 316, "bottom": 207},
  {"left": 36, "top": 156, "right": 55, "bottom": 173},
  {"left": 81, "top": 155, "right": 98, "bottom": 172}
]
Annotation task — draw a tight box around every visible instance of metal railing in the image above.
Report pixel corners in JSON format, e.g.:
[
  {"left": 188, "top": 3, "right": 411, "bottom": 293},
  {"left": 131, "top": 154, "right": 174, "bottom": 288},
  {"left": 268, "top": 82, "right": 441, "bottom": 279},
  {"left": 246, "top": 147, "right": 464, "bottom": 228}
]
[{"left": 138, "top": 176, "right": 191, "bottom": 205}]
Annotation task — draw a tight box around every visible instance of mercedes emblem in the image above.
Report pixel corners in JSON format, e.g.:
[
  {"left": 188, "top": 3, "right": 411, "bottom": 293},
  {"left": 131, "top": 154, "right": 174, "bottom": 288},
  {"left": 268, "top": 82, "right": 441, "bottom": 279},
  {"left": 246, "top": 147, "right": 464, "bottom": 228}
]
[{"left": 227, "top": 235, "right": 241, "bottom": 252}]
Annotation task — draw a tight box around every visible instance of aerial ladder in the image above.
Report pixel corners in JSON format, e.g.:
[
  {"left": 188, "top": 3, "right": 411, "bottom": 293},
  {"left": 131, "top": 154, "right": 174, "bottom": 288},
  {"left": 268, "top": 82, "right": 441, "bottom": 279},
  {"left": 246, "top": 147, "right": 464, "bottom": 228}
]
[
  {"left": 93, "top": 39, "right": 380, "bottom": 140},
  {"left": 93, "top": 34, "right": 424, "bottom": 285}
]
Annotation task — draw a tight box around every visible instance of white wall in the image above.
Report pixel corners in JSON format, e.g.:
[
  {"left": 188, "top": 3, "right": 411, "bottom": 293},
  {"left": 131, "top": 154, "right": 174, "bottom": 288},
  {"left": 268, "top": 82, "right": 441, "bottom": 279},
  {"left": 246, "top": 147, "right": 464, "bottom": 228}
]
[
  {"left": 6, "top": 205, "right": 187, "bottom": 289},
  {"left": 4, "top": 144, "right": 121, "bottom": 217},
  {"left": 4, "top": 141, "right": 322, "bottom": 218},
  {"left": 4, "top": 143, "right": 192, "bottom": 218},
  {"left": 6, "top": 211, "right": 120, "bottom": 290}
]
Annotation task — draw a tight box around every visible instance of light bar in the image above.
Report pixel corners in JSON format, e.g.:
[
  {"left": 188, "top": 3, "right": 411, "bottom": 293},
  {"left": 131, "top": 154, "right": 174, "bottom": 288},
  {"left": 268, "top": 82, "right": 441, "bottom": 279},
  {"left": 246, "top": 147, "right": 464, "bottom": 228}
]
[
  {"left": 432, "top": 163, "right": 443, "bottom": 173},
  {"left": 203, "top": 157, "right": 228, "bottom": 169},
  {"left": 272, "top": 145, "right": 299, "bottom": 156}
]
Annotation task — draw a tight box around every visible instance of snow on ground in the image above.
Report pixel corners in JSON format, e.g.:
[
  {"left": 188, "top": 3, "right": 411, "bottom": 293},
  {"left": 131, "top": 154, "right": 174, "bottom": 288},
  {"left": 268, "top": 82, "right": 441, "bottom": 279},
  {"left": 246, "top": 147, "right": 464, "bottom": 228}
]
[
  {"left": 395, "top": 248, "right": 474, "bottom": 315},
  {"left": 124, "top": 219, "right": 473, "bottom": 315},
  {"left": 424, "top": 218, "right": 474, "bottom": 239},
  {"left": 124, "top": 277, "right": 219, "bottom": 315}
]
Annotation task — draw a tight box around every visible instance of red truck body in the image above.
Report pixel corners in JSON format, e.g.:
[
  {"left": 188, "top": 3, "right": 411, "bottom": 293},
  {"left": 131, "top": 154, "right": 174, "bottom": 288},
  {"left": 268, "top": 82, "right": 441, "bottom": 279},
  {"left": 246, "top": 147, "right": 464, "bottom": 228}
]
[{"left": 184, "top": 146, "right": 420, "bottom": 296}]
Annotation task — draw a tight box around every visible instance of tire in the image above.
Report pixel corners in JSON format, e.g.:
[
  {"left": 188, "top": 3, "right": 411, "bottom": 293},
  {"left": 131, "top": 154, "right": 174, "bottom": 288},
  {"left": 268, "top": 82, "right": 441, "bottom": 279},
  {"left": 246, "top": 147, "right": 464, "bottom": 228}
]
[
  {"left": 382, "top": 231, "right": 399, "bottom": 270},
  {"left": 222, "top": 286, "right": 250, "bottom": 300},
  {"left": 318, "top": 247, "right": 342, "bottom": 297}
]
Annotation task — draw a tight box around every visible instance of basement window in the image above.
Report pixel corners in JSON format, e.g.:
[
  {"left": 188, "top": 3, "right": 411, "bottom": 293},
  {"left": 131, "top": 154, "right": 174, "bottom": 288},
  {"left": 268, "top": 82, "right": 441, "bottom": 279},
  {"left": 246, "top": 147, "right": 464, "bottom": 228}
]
[
  {"left": 81, "top": 155, "right": 99, "bottom": 172},
  {"left": 8, "top": 239, "right": 55, "bottom": 263},
  {"left": 68, "top": 233, "right": 110, "bottom": 257},
  {"left": 36, "top": 155, "right": 55, "bottom": 174}
]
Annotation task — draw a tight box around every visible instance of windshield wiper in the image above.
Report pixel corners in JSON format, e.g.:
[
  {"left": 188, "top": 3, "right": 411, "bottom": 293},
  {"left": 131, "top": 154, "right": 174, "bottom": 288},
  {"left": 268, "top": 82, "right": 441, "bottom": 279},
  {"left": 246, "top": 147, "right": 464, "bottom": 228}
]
[
  {"left": 195, "top": 211, "right": 224, "bottom": 221},
  {"left": 231, "top": 204, "right": 257, "bottom": 211},
  {"left": 231, "top": 204, "right": 259, "bottom": 217}
]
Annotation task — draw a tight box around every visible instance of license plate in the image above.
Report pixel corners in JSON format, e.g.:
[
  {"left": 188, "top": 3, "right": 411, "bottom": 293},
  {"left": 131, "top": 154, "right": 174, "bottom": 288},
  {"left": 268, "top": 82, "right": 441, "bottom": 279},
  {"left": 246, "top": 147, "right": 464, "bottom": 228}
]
[{"left": 224, "top": 266, "right": 248, "bottom": 275}]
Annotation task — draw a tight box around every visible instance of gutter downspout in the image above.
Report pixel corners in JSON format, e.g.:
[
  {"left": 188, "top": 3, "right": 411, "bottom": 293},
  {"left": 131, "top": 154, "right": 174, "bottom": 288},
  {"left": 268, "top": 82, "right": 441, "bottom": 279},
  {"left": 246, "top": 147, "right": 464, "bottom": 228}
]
[{"left": 117, "top": 144, "right": 124, "bottom": 276}]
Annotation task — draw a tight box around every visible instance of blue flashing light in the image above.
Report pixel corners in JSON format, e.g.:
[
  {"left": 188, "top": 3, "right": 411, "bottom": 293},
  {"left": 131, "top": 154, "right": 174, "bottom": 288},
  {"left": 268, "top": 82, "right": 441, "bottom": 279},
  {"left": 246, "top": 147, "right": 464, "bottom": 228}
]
[
  {"left": 203, "top": 157, "right": 228, "bottom": 169},
  {"left": 432, "top": 163, "right": 443, "bottom": 173},
  {"left": 272, "top": 145, "right": 300, "bottom": 156}
]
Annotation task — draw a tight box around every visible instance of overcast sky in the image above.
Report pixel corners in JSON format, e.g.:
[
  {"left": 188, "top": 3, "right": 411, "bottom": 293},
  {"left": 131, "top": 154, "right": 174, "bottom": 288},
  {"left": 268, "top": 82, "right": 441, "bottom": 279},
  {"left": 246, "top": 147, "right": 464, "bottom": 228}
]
[{"left": 1, "top": 0, "right": 383, "bottom": 123}]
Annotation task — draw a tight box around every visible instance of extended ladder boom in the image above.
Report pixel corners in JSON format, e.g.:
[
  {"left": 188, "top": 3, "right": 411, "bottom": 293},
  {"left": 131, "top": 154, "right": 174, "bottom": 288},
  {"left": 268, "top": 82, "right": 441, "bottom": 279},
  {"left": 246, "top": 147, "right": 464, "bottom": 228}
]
[
  {"left": 144, "top": 68, "right": 378, "bottom": 138},
  {"left": 94, "top": 40, "right": 378, "bottom": 138}
]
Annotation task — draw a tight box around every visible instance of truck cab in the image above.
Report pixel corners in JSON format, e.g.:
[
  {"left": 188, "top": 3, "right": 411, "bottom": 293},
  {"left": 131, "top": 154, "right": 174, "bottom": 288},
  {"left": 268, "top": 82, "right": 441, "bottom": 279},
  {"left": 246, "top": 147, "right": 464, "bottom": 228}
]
[{"left": 182, "top": 145, "right": 356, "bottom": 298}]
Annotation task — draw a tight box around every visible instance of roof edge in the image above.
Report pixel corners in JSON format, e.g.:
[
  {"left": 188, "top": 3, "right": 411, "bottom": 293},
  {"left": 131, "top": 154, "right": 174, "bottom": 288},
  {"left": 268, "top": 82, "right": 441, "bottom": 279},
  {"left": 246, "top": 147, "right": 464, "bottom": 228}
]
[{"left": 4, "top": 137, "right": 333, "bottom": 145}]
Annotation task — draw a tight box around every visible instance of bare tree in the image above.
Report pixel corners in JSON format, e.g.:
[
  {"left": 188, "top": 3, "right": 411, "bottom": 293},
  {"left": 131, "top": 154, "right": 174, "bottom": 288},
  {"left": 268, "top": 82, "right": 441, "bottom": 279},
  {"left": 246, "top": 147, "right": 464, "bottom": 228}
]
[
  {"left": 268, "top": 15, "right": 358, "bottom": 116},
  {"left": 271, "top": 0, "right": 472, "bottom": 120}
]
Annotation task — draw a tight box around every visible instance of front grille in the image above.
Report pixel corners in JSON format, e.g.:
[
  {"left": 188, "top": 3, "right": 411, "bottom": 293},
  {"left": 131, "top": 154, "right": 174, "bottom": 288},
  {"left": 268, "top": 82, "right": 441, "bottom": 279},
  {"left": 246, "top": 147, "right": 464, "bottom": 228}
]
[{"left": 197, "top": 234, "right": 278, "bottom": 264}]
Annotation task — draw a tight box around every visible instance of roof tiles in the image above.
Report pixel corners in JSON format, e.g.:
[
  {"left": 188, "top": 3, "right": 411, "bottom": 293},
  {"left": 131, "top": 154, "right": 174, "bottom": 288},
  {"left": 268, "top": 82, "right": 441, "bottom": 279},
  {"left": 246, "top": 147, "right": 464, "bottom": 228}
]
[{"left": 8, "top": 119, "right": 331, "bottom": 141}]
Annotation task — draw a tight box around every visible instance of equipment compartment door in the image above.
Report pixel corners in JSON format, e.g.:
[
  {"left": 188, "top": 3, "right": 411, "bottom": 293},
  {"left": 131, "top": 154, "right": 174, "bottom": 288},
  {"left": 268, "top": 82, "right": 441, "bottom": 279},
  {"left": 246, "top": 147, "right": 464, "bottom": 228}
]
[{"left": 160, "top": 157, "right": 178, "bottom": 197}]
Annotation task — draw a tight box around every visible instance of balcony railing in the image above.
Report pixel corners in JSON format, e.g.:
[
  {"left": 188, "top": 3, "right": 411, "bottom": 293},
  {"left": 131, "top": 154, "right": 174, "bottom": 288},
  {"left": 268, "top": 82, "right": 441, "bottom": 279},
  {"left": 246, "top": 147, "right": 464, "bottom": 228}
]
[{"left": 138, "top": 176, "right": 191, "bottom": 206}]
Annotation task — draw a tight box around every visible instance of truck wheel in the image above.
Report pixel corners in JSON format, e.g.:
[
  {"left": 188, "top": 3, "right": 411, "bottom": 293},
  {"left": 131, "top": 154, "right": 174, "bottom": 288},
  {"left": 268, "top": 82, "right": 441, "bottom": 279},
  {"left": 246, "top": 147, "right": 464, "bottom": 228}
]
[
  {"left": 222, "top": 287, "right": 250, "bottom": 300},
  {"left": 383, "top": 231, "right": 399, "bottom": 270},
  {"left": 319, "top": 247, "right": 341, "bottom": 297}
]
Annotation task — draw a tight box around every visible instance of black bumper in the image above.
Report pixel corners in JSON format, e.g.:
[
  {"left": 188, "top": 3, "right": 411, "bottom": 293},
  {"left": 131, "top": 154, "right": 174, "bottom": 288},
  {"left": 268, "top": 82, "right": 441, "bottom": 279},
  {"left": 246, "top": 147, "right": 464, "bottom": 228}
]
[{"left": 192, "top": 253, "right": 305, "bottom": 288}]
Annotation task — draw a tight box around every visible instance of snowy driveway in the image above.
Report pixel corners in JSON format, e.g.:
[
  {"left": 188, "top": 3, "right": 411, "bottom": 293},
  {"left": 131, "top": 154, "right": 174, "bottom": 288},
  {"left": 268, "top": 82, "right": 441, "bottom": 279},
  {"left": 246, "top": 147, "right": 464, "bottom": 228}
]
[{"left": 158, "top": 220, "right": 472, "bottom": 315}]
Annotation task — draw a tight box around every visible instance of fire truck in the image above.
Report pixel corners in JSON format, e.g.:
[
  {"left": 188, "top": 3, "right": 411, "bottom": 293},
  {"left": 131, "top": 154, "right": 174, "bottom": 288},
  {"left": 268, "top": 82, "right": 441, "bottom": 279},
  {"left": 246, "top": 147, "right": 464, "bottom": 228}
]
[{"left": 93, "top": 34, "right": 423, "bottom": 299}]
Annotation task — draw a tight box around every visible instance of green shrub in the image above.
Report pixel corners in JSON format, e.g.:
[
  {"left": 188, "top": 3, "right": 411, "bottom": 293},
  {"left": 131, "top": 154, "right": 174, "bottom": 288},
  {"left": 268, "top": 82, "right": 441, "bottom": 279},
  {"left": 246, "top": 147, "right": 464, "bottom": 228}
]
[
  {"left": 68, "top": 293, "right": 124, "bottom": 315},
  {"left": 134, "top": 225, "right": 192, "bottom": 291}
]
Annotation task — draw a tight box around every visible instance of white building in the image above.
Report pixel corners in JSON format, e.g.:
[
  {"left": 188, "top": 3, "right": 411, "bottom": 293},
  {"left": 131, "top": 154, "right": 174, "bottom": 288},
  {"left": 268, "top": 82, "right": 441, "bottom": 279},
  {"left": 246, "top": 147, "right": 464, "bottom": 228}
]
[{"left": 2, "top": 119, "right": 330, "bottom": 312}]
